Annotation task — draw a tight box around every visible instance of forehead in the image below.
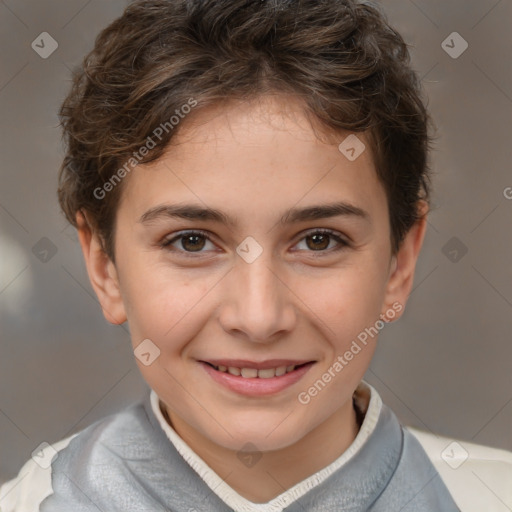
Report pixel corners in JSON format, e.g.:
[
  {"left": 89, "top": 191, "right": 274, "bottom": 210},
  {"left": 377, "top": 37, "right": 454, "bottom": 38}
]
[{"left": 117, "top": 95, "right": 387, "bottom": 227}]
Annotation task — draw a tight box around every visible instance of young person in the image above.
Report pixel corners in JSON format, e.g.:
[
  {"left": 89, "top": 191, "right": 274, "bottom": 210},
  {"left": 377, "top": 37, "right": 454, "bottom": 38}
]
[{"left": 1, "top": 1, "right": 511, "bottom": 510}]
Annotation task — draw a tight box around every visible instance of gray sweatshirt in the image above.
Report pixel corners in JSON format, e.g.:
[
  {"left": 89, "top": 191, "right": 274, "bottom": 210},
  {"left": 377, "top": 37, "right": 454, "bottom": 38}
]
[{"left": 31, "top": 383, "right": 459, "bottom": 511}]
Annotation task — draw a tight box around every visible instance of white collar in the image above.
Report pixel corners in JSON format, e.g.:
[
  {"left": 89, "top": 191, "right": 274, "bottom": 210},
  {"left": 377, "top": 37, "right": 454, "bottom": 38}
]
[{"left": 149, "top": 380, "right": 382, "bottom": 512}]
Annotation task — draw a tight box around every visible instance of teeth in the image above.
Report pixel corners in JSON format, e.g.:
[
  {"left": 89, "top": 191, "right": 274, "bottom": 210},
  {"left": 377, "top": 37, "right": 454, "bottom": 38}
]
[
  {"left": 214, "top": 364, "right": 298, "bottom": 377},
  {"left": 241, "top": 368, "right": 258, "bottom": 378},
  {"left": 275, "top": 366, "right": 287, "bottom": 376},
  {"left": 257, "top": 368, "right": 276, "bottom": 379}
]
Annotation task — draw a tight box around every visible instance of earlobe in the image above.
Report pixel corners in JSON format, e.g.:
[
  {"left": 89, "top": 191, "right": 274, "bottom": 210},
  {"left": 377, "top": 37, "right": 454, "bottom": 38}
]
[
  {"left": 76, "top": 211, "right": 127, "bottom": 325},
  {"left": 381, "top": 200, "right": 429, "bottom": 321}
]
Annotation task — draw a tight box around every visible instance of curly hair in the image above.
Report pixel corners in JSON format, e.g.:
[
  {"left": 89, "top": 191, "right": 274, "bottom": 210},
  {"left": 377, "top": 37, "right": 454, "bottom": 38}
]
[{"left": 58, "top": 0, "right": 435, "bottom": 261}]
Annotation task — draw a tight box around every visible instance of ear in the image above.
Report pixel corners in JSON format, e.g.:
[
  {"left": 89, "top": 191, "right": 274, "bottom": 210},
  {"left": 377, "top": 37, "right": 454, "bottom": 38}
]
[
  {"left": 381, "top": 200, "right": 429, "bottom": 322},
  {"left": 76, "top": 211, "right": 127, "bottom": 325}
]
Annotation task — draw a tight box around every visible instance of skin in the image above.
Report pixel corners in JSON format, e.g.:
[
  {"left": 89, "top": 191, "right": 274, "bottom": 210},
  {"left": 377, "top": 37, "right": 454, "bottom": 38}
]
[{"left": 77, "top": 95, "right": 428, "bottom": 503}]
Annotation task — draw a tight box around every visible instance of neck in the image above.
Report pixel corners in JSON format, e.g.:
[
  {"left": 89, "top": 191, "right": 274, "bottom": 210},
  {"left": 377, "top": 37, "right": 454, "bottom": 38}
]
[{"left": 162, "top": 397, "right": 360, "bottom": 503}]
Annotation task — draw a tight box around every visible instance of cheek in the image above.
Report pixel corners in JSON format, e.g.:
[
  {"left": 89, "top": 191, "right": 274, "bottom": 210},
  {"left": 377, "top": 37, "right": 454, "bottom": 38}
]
[
  {"left": 296, "top": 262, "right": 387, "bottom": 339},
  {"left": 121, "top": 262, "right": 218, "bottom": 354}
]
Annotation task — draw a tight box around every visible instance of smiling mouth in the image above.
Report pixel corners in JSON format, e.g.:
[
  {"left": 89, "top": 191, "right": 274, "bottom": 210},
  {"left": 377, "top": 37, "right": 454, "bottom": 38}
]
[{"left": 202, "top": 361, "right": 313, "bottom": 379}]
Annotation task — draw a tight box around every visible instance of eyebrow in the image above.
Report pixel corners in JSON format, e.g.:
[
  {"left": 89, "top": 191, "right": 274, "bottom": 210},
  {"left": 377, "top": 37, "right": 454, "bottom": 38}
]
[{"left": 138, "top": 201, "right": 370, "bottom": 227}]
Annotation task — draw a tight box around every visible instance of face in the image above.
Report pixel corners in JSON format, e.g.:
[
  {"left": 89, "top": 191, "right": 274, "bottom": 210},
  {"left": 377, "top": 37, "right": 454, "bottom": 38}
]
[{"left": 80, "top": 95, "right": 426, "bottom": 453}]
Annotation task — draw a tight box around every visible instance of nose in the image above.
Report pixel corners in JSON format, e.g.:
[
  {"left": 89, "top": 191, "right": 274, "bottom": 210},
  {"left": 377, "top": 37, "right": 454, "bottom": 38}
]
[{"left": 218, "top": 253, "right": 297, "bottom": 344}]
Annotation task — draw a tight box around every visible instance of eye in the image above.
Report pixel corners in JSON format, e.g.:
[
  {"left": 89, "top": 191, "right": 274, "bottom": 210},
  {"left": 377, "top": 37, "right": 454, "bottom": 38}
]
[
  {"left": 161, "top": 228, "right": 349, "bottom": 258},
  {"left": 293, "top": 229, "right": 349, "bottom": 255},
  {"left": 161, "top": 230, "right": 217, "bottom": 256}
]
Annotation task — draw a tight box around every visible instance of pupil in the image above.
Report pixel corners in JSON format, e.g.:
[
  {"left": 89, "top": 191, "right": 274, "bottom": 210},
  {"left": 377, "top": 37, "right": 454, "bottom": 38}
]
[
  {"left": 308, "top": 234, "right": 329, "bottom": 250},
  {"left": 183, "top": 235, "right": 205, "bottom": 252}
]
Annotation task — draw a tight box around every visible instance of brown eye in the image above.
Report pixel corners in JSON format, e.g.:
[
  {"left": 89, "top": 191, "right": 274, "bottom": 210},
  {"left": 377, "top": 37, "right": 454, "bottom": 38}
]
[
  {"left": 181, "top": 233, "right": 206, "bottom": 252},
  {"left": 305, "top": 233, "right": 330, "bottom": 251},
  {"left": 161, "top": 230, "right": 216, "bottom": 256},
  {"left": 294, "top": 229, "right": 349, "bottom": 254}
]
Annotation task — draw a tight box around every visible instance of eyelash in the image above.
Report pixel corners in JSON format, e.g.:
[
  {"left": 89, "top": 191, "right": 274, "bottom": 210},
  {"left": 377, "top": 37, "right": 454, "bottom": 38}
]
[{"left": 160, "top": 229, "right": 350, "bottom": 258}]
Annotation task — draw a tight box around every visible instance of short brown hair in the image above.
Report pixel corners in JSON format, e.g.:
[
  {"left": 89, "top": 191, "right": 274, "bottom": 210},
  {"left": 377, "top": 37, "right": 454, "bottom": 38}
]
[{"left": 58, "top": 0, "right": 435, "bottom": 261}]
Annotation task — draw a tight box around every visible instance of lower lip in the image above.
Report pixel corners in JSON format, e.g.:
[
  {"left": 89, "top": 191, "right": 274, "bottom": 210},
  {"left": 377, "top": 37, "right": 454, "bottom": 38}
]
[{"left": 200, "top": 361, "right": 315, "bottom": 397}]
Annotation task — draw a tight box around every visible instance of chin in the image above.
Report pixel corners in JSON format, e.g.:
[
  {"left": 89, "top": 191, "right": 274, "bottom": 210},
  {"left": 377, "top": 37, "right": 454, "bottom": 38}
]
[{"left": 206, "top": 420, "right": 308, "bottom": 453}]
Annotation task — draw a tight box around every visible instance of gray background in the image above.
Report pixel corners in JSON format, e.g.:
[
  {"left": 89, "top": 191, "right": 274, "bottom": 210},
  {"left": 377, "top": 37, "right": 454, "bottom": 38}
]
[{"left": 0, "top": 0, "right": 511, "bottom": 488}]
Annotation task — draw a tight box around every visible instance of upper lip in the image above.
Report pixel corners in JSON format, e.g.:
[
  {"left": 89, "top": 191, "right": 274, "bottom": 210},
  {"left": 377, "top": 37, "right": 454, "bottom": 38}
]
[{"left": 200, "top": 359, "right": 315, "bottom": 369}]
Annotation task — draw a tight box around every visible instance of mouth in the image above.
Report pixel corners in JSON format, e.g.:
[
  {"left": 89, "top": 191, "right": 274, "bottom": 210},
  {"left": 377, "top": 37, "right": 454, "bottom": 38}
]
[
  {"left": 202, "top": 361, "right": 311, "bottom": 378},
  {"left": 198, "top": 359, "right": 316, "bottom": 396}
]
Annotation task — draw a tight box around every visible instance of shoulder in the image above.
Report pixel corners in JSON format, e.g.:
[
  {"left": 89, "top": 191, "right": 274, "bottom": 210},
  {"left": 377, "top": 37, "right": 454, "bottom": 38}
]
[
  {"left": 0, "top": 399, "right": 151, "bottom": 512},
  {"left": 406, "top": 426, "right": 512, "bottom": 512},
  {"left": 0, "top": 435, "right": 77, "bottom": 512}
]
